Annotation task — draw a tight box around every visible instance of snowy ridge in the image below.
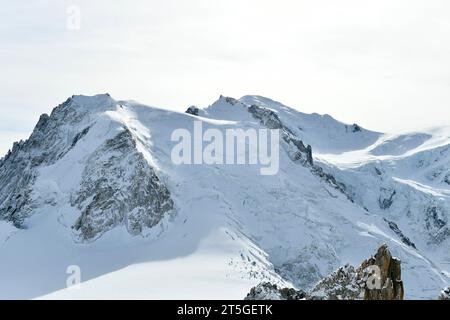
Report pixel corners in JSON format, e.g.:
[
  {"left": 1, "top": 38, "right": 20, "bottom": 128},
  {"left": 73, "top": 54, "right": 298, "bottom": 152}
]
[{"left": 0, "top": 94, "right": 449, "bottom": 299}]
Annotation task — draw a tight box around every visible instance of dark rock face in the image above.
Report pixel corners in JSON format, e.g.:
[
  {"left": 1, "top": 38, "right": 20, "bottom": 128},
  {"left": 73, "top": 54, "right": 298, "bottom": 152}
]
[
  {"left": 384, "top": 219, "right": 417, "bottom": 249},
  {"left": 312, "top": 166, "right": 349, "bottom": 198},
  {"left": 0, "top": 153, "right": 36, "bottom": 227},
  {"left": 72, "top": 129, "right": 174, "bottom": 241},
  {"left": 185, "top": 106, "right": 199, "bottom": 116},
  {"left": 247, "top": 104, "right": 313, "bottom": 166},
  {"left": 246, "top": 103, "right": 364, "bottom": 205},
  {"left": 352, "top": 124, "right": 362, "bottom": 132},
  {"left": 444, "top": 174, "right": 450, "bottom": 185},
  {"left": 0, "top": 97, "right": 96, "bottom": 226},
  {"left": 245, "top": 282, "right": 307, "bottom": 300},
  {"left": 311, "top": 246, "right": 404, "bottom": 300},
  {"left": 425, "top": 205, "right": 449, "bottom": 244},
  {"left": 248, "top": 105, "right": 284, "bottom": 130},
  {"left": 306, "top": 145, "right": 313, "bottom": 165},
  {"left": 438, "top": 287, "right": 450, "bottom": 300},
  {"left": 375, "top": 167, "right": 383, "bottom": 176},
  {"left": 309, "top": 264, "right": 365, "bottom": 300},
  {"left": 426, "top": 206, "right": 447, "bottom": 230},
  {"left": 246, "top": 103, "right": 360, "bottom": 205},
  {"left": 246, "top": 245, "right": 404, "bottom": 300},
  {"left": 1, "top": 95, "right": 174, "bottom": 242},
  {"left": 345, "top": 124, "right": 362, "bottom": 133},
  {"left": 378, "top": 188, "right": 396, "bottom": 209},
  {"left": 71, "top": 126, "right": 91, "bottom": 147},
  {"left": 215, "top": 95, "right": 239, "bottom": 106}
]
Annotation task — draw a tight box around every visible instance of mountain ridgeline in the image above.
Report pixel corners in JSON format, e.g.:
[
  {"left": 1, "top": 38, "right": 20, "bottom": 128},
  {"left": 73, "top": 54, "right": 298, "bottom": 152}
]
[{"left": 0, "top": 94, "right": 448, "bottom": 299}]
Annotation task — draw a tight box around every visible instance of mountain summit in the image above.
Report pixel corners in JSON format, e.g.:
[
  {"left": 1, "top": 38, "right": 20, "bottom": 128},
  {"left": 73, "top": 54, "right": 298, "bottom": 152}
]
[{"left": 0, "top": 94, "right": 449, "bottom": 299}]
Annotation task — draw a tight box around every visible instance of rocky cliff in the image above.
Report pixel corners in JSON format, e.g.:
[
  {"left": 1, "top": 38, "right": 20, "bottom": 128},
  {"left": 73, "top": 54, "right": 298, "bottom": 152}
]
[{"left": 247, "top": 245, "right": 405, "bottom": 300}]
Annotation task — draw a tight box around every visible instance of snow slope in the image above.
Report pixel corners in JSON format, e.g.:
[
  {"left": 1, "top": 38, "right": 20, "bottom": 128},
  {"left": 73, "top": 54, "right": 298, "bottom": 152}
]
[{"left": 0, "top": 94, "right": 448, "bottom": 299}]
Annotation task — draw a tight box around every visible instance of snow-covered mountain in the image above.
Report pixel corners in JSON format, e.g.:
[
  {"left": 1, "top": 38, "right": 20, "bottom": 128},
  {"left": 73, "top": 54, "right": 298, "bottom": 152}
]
[{"left": 0, "top": 94, "right": 448, "bottom": 299}]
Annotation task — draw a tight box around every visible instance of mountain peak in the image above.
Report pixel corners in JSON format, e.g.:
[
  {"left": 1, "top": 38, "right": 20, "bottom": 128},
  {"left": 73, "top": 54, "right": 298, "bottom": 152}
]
[
  {"left": 69, "top": 93, "right": 116, "bottom": 109},
  {"left": 216, "top": 95, "right": 240, "bottom": 106},
  {"left": 239, "top": 95, "right": 287, "bottom": 110},
  {"left": 1, "top": 92, "right": 449, "bottom": 299}
]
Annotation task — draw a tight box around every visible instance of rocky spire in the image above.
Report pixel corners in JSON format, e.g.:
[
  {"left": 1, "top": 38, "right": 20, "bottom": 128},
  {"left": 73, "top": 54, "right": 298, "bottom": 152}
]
[
  {"left": 309, "top": 244, "right": 404, "bottom": 300},
  {"left": 360, "top": 244, "right": 404, "bottom": 300},
  {"left": 246, "top": 245, "right": 405, "bottom": 300}
]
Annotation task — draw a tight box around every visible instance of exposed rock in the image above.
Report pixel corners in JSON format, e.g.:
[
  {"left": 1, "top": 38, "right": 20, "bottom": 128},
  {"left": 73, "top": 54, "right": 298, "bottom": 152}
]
[
  {"left": 444, "top": 174, "right": 450, "bottom": 185},
  {"left": 374, "top": 167, "right": 383, "bottom": 176},
  {"left": 245, "top": 102, "right": 365, "bottom": 209},
  {"left": 218, "top": 95, "right": 239, "bottom": 105},
  {"left": 425, "top": 205, "right": 449, "bottom": 244},
  {"left": 248, "top": 104, "right": 283, "bottom": 130},
  {"left": 246, "top": 104, "right": 364, "bottom": 205},
  {"left": 247, "top": 103, "right": 360, "bottom": 211},
  {"left": 378, "top": 188, "right": 396, "bottom": 209},
  {"left": 1, "top": 95, "right": 175, "bottom": 242},
  {"left": 360, "top": 244, "right": 404, "bottom": 300},
  {"left": 72, "top": 129, "right": 174, "bottom": 241},
  {"left": 185, "top": 106, "right": 199, "bottom": 116},
  {"left": 245, "top": 282, "right": 307, "bottom": 300},
  {"left": 352, "top": 124, "right": 362, "bottom": 132},
  {"left": 248, "top": 104, "right": 313, "bottom": 166},
  {"left": 438, "top": 287, "right": 450, "bottom": 300},
  {"left": 309, "top": 264, "right": 365, "bottom": 300},
  {"left": 306, "top": 145, "right": 313, "bottom": 165},
  {"left": 246, "top": 245, "right": 404, "bottom": 300},
  {"left": 0, "top": 97, "right": 101, "bottom": 226},
  {"left": 345, "top": 124, "right": 362, "bottom": 133},
  {"left": 384, "top": 219, "right": 417, "bottom": 249},
  {"left": 426, "top": 206, "right": 447, "bottom": 230},
  {"left": 71, "top": 126, "right": 91, "bottom": 147},
  {"left": 312, "top": 166, "right": 350, "bottom": 201}
]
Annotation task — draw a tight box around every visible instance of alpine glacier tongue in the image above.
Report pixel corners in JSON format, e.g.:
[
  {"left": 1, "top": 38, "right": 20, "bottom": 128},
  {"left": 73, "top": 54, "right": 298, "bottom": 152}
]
[{"left": 0, "top": 94, "right": 448, "bottom": 299}]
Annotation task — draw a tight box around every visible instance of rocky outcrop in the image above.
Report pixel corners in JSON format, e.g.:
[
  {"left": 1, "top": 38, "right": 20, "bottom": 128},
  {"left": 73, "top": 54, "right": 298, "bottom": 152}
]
[
  {"left": 0, "top": 97, "right": 100, "bottom": 226},
  {"left": 309, "top": 264, "right": 365, "bottom": 300},
  {"left": 425, "top": 205, "right": 449, "bottom": 244},
  {"left": 246, "top": 245, "right": 404, "bottom": 300},
  {"left": 72, "top": 129, "right": 174, "bottom": 241},
  {"left": 1, "top": 95, "right": 175, "bottom": 242},
  {"left": 246, "top": 101, "right": 364, "bottom": 207},
  {"left": 352, "top": 124, "right": 362, "bottom": 132},
  {"left": 185, "top": 106, "right": 199, "bottom": 116},
  {"left": 444, "top": 174, "right": 450, "bottom": 185},
  {"left": 378, "top": 188, "right": 396, "bottom": 210},
  {"left": 360, "top": 244, "right": 404, "bottom": 300},
  {"left": 247, "top": 102, "right": 360, "bottom": 206},
  {"left": 247, "top": 104, "right": 313, "bottom": 166},
  {"left": 438, "top": 287, "right": 450, "bottom": 300},
  {"left": 384, "top": 219, "right": 417, "bottom": 249},
  {"left": 311, "top": 166, "right": 349, "bottom": 199},
  {"left": 245, "top": 282, "right": 307, "bottom": 300},
  {"left": 310, "top": 244, "right": 404, "bottom": 300},
  {"left": 344, "top": 123, "right": 362, "bottom": 133},
  {"left": 248, "top": 105, "right": 284, "bottom": 130}
]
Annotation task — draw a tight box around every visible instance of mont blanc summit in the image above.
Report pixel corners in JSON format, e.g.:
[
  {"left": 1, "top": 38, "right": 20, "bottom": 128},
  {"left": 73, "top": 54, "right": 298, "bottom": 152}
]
[{"left": 0, "top": 94, "right": 449, "bottom": 299}]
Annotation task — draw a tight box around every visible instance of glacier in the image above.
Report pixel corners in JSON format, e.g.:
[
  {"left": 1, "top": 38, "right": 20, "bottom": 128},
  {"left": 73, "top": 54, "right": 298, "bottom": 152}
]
[{"left": 0, "top": 93, "right": 448, "bottom": 299}]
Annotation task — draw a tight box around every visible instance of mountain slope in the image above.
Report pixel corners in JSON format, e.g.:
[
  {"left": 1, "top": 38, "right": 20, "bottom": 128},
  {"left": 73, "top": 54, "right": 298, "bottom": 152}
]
[{"left": 0, "top": 94, "right": 448, "bottom": 299}]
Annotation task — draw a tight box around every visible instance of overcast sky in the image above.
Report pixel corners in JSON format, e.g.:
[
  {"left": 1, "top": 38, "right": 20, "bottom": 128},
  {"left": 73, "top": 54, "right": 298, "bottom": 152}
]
[{"left": 1, "top": 0, "right": 450, "bottom": 155}]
